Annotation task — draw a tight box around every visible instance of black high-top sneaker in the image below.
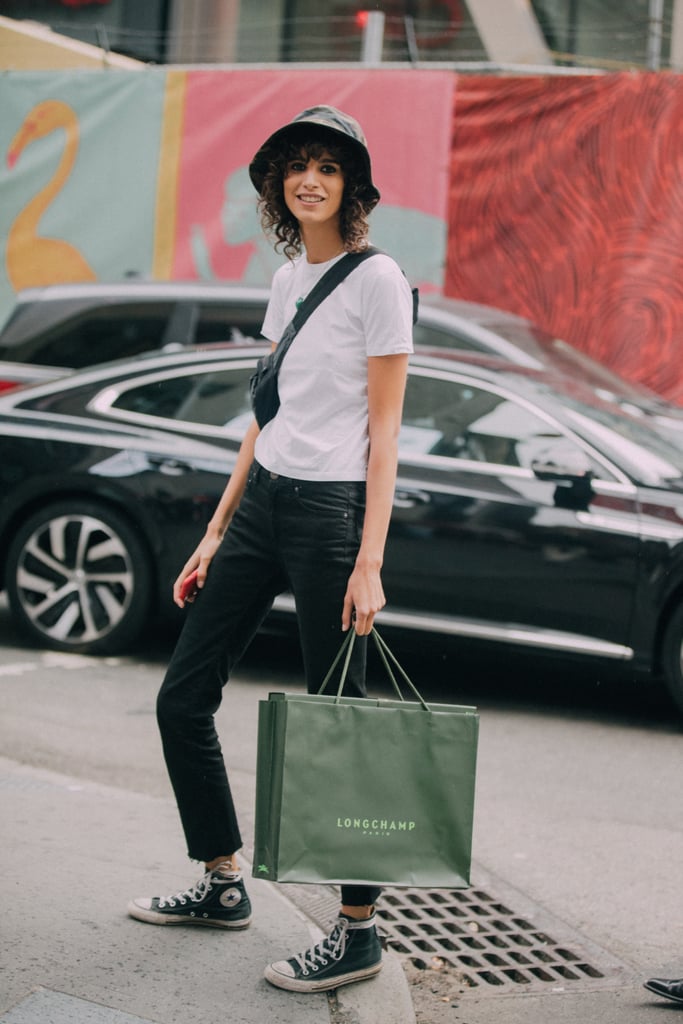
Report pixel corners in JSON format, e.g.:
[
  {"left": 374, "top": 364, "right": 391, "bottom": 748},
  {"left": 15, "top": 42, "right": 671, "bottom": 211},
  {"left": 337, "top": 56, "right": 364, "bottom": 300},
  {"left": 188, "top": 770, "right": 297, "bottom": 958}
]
[
  {"left": 264, "top": 912, "right": 382, "bottom": 992},
  {"left": 127, "top": 868, "right": 251, "bottom": 929}
]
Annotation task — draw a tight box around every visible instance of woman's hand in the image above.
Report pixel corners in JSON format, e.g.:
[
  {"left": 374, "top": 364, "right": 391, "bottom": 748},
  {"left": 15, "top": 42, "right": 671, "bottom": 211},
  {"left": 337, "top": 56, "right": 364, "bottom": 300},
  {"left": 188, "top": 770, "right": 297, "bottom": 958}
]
[
  {"left": 342, "top": 557, "right": 386, "bottom": 635},
  {"left": 172, "top": 531, "right": 223, "bottom": 608}
]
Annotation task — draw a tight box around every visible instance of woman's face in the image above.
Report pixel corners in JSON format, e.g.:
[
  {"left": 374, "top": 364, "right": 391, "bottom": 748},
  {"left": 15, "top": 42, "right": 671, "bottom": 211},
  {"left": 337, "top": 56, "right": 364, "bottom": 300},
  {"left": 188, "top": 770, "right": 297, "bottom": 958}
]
[{"left": 283, "top": 148, "right": 345, "bottom": 229}]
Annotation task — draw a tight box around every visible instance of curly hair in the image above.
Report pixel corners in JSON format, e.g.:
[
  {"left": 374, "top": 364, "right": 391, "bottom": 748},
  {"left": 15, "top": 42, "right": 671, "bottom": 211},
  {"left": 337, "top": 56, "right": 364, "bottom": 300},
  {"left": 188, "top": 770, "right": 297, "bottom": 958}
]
[{"left": 258, "top": 137, "right": 375, "bottom": 259}]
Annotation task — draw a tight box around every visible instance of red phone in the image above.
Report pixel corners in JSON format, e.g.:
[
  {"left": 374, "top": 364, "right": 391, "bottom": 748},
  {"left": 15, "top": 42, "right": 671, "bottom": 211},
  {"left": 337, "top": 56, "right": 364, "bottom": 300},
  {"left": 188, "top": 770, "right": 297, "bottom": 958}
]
[{"left": 179, "top": 569, "right": 199, "bottom": 602}]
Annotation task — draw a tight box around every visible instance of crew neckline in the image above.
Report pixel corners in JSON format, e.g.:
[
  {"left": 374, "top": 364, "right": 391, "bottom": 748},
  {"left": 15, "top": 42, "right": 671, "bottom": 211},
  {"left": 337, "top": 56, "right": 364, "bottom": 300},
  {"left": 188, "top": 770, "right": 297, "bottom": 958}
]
[{"left": 304, "top": 250, "right": 346, "bottom": 266}]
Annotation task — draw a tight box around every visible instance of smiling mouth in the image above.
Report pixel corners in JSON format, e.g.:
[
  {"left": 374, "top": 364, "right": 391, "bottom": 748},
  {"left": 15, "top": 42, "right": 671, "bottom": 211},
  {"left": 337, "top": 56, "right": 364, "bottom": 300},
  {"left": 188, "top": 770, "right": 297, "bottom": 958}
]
[{"left": 297, "top": 194, "right": 324, "bottom": 204}]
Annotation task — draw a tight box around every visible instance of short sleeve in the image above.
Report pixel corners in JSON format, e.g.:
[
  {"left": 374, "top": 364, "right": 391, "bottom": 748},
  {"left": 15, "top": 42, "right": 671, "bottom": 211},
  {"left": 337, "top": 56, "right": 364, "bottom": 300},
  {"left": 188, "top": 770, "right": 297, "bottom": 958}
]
[
  {"left": 261, "top": 262, "right": 291, "bottom": 344},
  {"left": 360, "top": 256, "right": 414, "bottom": 356}
]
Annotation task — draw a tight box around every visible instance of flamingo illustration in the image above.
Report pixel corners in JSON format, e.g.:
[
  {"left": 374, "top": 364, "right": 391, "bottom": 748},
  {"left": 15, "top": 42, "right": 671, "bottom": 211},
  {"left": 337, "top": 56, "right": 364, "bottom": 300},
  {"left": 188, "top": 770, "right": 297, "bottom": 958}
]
[{"left": 6, "top": 99, "right": 97, "bottom": 290}]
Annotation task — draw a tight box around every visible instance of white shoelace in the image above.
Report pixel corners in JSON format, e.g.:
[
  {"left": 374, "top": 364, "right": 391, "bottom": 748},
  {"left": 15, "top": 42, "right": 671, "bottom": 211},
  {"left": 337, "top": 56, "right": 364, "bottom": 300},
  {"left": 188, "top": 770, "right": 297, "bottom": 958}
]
[
  {"left": 157, "top": 870, "right": 217, "bottom": 909},
  {"left": 293, "top": 919, "right": 348, "bottom": 975}
]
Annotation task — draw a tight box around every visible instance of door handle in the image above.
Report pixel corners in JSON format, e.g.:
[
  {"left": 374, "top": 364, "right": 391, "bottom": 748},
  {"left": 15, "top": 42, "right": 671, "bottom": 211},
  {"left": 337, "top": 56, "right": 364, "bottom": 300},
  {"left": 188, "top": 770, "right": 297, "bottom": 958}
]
[
  {"left": 148, "top": 456, "right": 193, "bottom": 476},
  {"left": 393, "top": 489, "right": 431, "bottom": 509}
]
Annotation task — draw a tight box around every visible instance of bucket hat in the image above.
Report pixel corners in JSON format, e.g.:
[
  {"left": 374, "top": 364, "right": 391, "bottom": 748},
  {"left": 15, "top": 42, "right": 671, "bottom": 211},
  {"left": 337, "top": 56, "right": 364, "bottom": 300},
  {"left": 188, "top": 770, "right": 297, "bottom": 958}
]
[{"left": 248, "top": 105, "right": 380, "bottom": 208}]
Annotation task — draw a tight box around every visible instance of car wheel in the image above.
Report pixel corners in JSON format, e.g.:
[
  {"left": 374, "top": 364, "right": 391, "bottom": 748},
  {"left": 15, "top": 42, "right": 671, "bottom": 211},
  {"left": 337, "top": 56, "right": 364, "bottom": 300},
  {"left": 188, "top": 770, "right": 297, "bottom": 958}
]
[
  {"left": 661, "top": 603, "right": 683, "bottom": 714},
  {"left": 6, "top": 501, "right": 153, "bottom": 655}
]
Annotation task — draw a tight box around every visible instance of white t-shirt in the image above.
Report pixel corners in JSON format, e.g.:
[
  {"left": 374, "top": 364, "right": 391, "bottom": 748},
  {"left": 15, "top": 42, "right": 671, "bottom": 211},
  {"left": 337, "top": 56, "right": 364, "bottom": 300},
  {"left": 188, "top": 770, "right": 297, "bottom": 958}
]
[{"left": 254, "top": 250, "right": 414, "bottom": 481}]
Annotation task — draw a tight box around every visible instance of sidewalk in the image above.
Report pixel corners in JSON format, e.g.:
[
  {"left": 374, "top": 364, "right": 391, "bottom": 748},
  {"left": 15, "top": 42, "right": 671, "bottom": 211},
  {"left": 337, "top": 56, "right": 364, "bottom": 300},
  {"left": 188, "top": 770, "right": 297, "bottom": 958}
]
[
  {"left": 2, "top": 753, "right": 680, "bottom": 1024},
  {"left": 0, "top": 756, "right": 415, "bottom": 1024}
]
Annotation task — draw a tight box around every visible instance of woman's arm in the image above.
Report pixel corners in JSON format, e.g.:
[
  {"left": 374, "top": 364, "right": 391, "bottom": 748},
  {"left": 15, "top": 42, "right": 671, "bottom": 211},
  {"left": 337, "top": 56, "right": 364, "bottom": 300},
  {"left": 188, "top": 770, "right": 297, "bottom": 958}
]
[
  {"left": 342, "top": 352, "right": 409, "bottom": 634},
  {"left": 173, "top": 416, "right": 261, "bottom": 606}
]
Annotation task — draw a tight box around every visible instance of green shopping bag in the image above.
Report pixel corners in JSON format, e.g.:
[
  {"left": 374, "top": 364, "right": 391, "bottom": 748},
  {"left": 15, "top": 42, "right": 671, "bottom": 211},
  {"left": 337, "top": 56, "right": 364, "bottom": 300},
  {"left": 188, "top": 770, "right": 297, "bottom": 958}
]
[{"left": 253, "top": 629, "right": 478, "bottom": 888}]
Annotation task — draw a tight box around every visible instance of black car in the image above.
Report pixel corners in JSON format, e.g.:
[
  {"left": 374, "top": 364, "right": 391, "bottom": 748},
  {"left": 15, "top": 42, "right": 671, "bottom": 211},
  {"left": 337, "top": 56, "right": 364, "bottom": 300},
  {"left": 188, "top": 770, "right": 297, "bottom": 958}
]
[
  {"left": 2, "top": 343, "right": 683, "bottom": 713},
  {"left": 2, "top": 279, "right": 682, "bottom": 447},
  {"left": 0, "top": 280, "right": 269, "bottom": 389}
]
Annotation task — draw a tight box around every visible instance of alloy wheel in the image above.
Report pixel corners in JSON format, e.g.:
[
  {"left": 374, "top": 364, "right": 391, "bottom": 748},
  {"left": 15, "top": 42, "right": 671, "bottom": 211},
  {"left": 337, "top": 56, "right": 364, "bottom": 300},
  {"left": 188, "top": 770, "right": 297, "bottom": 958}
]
[{"left": 13, "top": 512, "right": 136, "bottom": 648}]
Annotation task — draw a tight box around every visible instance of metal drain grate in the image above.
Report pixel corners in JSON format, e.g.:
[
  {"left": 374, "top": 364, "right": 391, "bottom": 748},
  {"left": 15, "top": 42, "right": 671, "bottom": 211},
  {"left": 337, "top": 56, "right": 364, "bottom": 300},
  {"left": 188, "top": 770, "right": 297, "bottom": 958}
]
[
  {"left": 279, "top": 874, "right": 626, "bottom": 995},
  {"left": 380, "top": 886, "right": 606, "bottom": 989}
]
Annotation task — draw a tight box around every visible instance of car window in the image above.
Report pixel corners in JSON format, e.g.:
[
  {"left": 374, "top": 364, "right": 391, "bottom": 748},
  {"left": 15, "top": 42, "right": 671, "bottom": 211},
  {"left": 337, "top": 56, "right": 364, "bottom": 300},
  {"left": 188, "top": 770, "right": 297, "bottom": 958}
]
[
  {"left": 400, "top": 372, "right": 601, "bottom": 473},
  {"left": 111, "top": 367, "right": 253, "bottom": 430},
  {"left": 161, "top": 302, "right": 264, "bottom": 348},
  {"left": 0, "top": 300, "right": 265, "bottom": 369},
  {"left": 6, "top": 304, "right": 176, "bottom": 368},
  {"left": 413, "top": 322, "right": 483, "bottom": 352},
  {"left": 192, "top": 305, "right": 263, "bottom": 345}
]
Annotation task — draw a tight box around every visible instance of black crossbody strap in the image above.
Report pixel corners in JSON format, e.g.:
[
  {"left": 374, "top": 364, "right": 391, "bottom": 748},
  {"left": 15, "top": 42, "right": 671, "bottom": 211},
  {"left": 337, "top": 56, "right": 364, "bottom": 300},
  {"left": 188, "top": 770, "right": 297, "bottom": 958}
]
[{"left": 270, "top": 246, "right": 380, "bottom": 374}]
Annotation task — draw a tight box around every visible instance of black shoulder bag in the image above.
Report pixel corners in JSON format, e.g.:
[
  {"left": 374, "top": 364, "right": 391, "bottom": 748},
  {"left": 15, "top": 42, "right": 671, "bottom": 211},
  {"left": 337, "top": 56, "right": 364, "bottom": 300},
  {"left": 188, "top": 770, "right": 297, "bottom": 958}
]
[{"left": 249, "top": 248, "right": 380, "bottom": 429}]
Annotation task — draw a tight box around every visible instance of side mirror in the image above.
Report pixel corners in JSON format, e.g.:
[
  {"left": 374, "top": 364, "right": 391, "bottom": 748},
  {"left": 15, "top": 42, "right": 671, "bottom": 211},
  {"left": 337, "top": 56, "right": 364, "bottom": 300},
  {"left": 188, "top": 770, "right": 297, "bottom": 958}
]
[
  {"left": 531, "top": 454, "right": 593, "bottom": 484},
  {"left": 531, "top": 452, "right": 594, "bottom": 510}
]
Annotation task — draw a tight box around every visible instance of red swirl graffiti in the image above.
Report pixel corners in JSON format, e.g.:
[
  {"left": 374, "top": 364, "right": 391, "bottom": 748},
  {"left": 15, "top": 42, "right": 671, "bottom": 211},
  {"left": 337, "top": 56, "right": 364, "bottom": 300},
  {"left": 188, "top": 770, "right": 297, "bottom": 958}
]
[{"left": 446, "top": 73, "right": 683, "bottom": 405}]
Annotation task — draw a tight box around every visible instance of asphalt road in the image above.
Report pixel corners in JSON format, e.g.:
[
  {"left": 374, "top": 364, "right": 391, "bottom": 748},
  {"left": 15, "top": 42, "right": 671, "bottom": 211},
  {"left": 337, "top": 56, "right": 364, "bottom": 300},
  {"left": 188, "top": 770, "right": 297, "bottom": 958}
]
[{"left": 1, "top": 599, "right": 682, "bottom": 1022}]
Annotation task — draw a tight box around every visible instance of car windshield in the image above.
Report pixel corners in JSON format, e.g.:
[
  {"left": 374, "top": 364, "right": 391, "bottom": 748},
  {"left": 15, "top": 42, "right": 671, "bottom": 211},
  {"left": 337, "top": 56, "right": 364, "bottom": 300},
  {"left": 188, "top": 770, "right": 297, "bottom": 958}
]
[
  {"left": 478, "top": 318, "right": 658, "bottom": 401},
  {"left": 418, "top": 305, "right": 667, "bottom": 408}
]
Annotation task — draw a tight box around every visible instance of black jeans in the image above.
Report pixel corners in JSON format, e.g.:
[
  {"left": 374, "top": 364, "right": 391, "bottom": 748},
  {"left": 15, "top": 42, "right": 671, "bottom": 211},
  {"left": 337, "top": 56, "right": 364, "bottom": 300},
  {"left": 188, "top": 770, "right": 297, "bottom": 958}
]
[{"left": 157, "top": 461, "right": 381, "bottom": 907}]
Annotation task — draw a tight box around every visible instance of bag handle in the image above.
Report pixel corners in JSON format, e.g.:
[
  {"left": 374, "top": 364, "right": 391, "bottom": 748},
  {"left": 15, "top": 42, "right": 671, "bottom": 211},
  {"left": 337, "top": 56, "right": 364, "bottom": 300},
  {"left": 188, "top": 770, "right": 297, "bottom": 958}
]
[
  {"left": 371, "top": 628, "right": 430, "bottom": 710},
  {"left": 317, "top": 628, "right": 430, "bottom": 711}
]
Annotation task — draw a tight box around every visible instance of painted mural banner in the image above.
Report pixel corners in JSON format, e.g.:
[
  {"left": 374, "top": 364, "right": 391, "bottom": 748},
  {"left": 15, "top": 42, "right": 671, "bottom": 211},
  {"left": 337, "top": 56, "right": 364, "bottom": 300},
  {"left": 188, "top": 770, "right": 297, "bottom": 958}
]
[
  {"left": 0, "top": 67, "right": 453, "bottom": 325},
  {"left": 1, "top": 71, "right": 168, "bottom": 308},
  {"left": 168, "top": 68, "right": 452, "bottom": 291},
  {"left": 2, "top": 67, "right": 683, "bottom": 405}
]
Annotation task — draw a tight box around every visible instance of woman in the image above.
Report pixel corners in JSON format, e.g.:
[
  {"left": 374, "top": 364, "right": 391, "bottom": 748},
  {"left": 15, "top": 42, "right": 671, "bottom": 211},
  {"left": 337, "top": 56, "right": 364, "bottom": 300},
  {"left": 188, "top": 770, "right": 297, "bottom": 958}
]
[{"left": 128, "top": 105, "right": 414, "bottom": 993}]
